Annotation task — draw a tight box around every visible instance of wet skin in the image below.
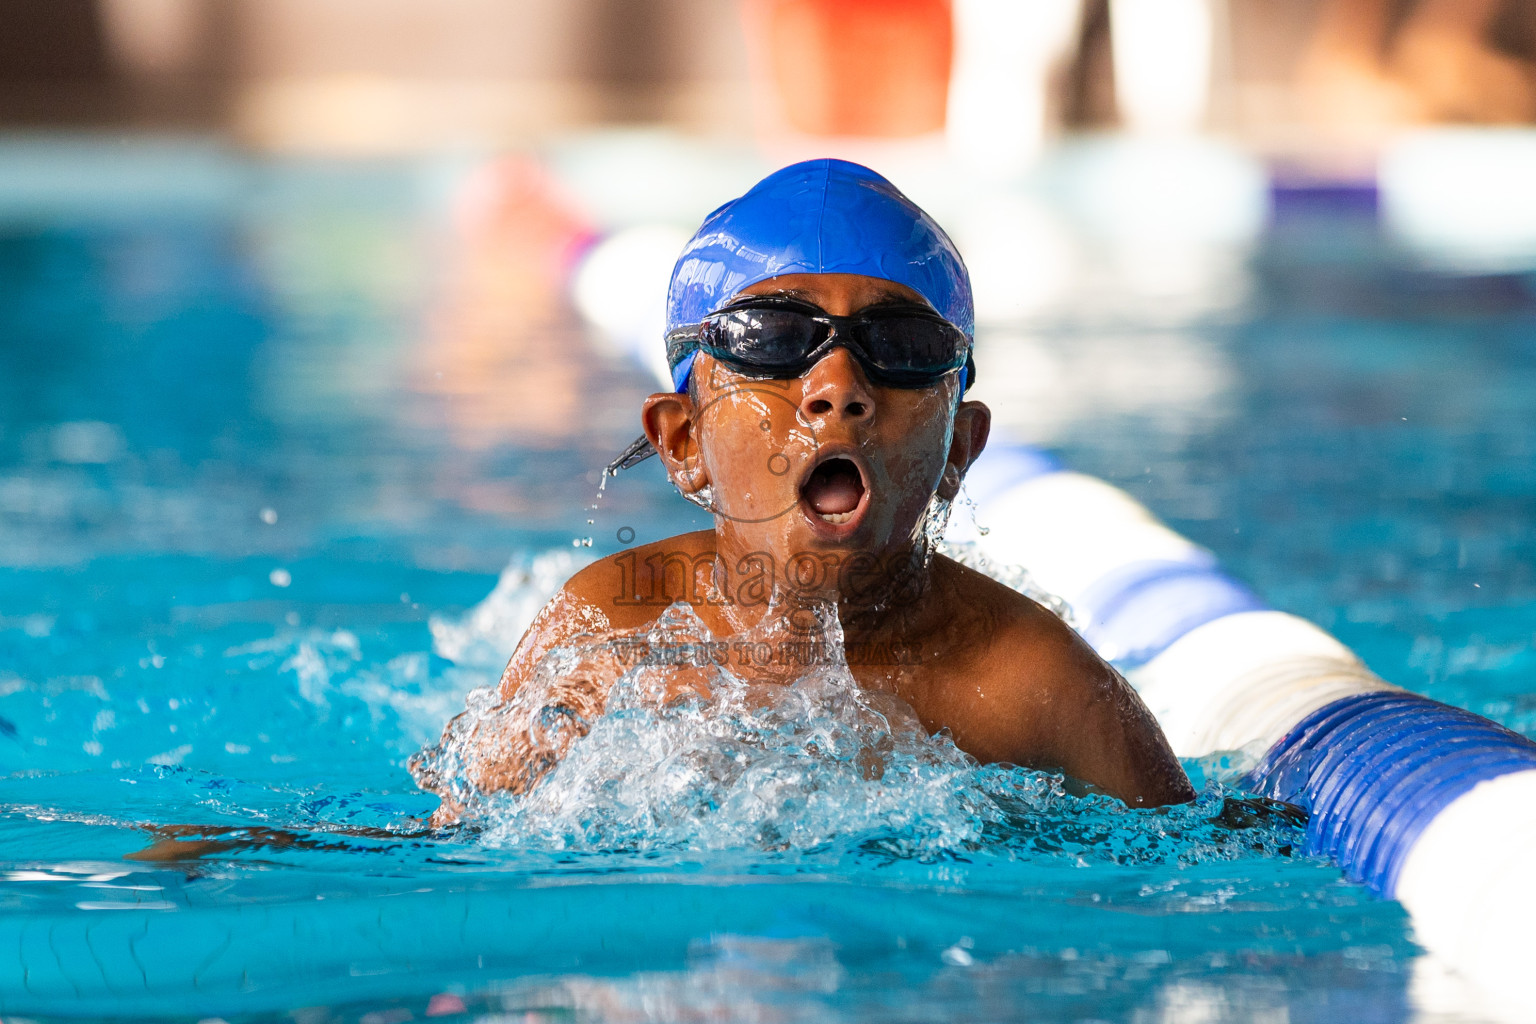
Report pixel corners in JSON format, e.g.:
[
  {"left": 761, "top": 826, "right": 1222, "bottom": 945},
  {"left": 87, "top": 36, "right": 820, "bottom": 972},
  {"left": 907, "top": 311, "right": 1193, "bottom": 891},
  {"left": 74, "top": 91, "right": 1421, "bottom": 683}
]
[{"left": 426, "top": 273, "right": 1194, "bottom": 824}]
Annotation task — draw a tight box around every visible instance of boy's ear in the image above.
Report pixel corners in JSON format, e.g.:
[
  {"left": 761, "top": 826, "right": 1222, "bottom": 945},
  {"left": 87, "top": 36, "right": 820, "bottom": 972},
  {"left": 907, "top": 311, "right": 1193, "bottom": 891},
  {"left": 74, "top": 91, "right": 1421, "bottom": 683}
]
[
  {"left": 939, "top": 399, "right": 991, "bottom": 500},
  {"left": 642, "top": 391, "right": 712, "bottom": 496}
]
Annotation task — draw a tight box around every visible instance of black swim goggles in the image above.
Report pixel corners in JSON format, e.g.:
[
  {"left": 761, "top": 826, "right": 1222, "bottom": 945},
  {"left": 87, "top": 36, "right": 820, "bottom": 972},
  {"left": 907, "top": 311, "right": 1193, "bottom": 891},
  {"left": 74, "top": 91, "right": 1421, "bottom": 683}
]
[
  {"left": 606, "top": 297, "right": 974, "bottom": 476},
  {"left": 666, "top": 295, "right": 975, "bottom": 392}
]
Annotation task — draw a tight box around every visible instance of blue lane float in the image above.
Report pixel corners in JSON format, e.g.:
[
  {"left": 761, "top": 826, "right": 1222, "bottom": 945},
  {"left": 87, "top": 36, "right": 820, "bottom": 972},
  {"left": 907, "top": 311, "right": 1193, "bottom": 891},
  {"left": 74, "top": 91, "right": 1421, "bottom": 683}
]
[{"left": 1246, "top": 692, "right": 1536, "bottom": 896}]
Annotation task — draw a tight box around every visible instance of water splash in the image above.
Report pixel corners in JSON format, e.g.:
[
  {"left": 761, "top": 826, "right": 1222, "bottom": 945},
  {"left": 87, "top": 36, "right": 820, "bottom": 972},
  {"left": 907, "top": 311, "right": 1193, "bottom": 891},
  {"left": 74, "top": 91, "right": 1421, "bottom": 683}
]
[
  {"left": 428, "top": 549, "right": 589, "bottom": 671},
  {"left": 413, "top": 598, "right": 1300, "bottom": 867},
  {"left": 956, "top": 479, "right": 990, "bottom": 537},
  {"left": 918, "top": 492, "right": 953, "bottom": 572}
]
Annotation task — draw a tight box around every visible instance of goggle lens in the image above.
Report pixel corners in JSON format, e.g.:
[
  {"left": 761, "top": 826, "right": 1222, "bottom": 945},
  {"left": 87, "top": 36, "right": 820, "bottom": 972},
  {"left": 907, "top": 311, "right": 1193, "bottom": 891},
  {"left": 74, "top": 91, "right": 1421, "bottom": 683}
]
[{"left": 707, "top": 309, "right": 823, "bottom": 374}]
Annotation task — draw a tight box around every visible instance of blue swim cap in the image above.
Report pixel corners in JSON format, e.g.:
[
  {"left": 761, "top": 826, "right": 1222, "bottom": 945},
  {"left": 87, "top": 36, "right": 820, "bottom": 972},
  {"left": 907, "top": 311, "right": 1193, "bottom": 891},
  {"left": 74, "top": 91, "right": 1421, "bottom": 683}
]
[{"left": 665, "top": 158, "right": 973, "bottom": 393}]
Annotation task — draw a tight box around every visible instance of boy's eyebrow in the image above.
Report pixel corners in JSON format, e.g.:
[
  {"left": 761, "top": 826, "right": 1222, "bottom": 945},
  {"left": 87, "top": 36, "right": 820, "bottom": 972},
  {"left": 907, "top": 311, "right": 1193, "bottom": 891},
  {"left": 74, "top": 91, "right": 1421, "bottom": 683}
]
[
  {"left": 753, "top": 287, "right": 819, "bottom": 303},
  {"left": 747, "top": 287, "right": 930, "bottom": 311},
  {"left": 859, "top": 295, "right": 930, "bottom": 310}
]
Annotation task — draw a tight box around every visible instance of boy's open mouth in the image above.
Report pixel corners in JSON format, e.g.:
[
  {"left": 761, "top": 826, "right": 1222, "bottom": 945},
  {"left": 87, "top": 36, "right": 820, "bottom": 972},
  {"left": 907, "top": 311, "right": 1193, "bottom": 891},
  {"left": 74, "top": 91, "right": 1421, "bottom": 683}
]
[{"left": 800, "top": 455, "right": 868, "bottom": 527}]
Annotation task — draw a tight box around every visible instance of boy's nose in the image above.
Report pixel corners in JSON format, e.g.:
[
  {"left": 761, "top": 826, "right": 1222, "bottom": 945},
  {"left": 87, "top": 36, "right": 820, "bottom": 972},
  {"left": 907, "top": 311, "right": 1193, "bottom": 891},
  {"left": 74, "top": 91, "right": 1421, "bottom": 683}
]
[{"left": 799, "top": 345, "right": 874, "bottom": 424}]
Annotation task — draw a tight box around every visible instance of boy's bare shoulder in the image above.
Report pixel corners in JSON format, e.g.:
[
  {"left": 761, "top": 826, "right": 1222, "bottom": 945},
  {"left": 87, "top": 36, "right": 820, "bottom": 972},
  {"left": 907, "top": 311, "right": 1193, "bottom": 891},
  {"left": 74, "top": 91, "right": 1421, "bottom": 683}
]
[
  {"left": 932, "top": 555, "right": 1080, "bottom": 656},
  {"left": 560, "top": 531, "right": 717, "bottom": 628},
  {"left": 498, "top": 532, "right": 716, "bottom": 697},
  {"left": 929, "top": 554, "right": 1106, "bottom": 711},
  {"left": 929, "top": 556, "right": 1193, "bottom": 806}
]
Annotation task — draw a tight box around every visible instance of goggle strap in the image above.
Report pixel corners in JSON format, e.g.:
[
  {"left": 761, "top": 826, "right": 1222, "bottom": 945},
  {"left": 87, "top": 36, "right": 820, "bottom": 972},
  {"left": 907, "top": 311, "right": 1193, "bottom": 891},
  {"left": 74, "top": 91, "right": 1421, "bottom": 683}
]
[{"left": 606, "top": 433, "right": 658, "bottom": 475}]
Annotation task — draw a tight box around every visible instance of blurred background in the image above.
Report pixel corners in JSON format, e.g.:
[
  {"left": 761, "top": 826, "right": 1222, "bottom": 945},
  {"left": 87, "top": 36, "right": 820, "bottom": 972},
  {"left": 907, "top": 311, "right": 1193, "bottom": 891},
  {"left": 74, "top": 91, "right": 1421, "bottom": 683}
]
[
  {"left": 2, "top": 0, "right": 1535, "bottom": 736},
  {"left": 6, "top": 0, "right": 1536, "bottom": 152}
]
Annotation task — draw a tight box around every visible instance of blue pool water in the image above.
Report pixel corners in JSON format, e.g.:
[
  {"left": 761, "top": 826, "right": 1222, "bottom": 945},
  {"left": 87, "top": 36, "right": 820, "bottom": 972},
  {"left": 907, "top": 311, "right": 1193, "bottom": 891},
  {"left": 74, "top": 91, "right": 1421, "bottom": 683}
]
[{"left": 1, "top": 147, "right": 1534, "bottom": 1023}]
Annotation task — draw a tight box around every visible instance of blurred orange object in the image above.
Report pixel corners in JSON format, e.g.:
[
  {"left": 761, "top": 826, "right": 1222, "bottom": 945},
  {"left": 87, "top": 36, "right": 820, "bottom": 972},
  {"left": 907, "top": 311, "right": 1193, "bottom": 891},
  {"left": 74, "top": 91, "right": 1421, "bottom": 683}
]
[{"left": 744, "top": 0, "right": 953, "bottom": 137}]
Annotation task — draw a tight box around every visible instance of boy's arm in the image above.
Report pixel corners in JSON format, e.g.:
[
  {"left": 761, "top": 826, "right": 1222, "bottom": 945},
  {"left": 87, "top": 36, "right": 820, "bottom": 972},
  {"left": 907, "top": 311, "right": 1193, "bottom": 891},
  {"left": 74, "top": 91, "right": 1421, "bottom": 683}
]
[
  {"left": 423, "top": 537, "right": 714, "bottom": 825},
  {"left": 495, "top": 584, "right": 615, "bottom": 700},
  {"left": 423, "top": 571, "right": 619, "bottom": 826}
]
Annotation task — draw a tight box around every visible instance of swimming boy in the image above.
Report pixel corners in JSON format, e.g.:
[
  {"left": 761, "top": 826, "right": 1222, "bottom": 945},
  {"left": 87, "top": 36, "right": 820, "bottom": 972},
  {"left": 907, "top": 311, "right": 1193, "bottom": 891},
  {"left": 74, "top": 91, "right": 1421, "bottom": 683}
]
[{"left": 418, "top": 159, "right": 1193, "bottom": 825}]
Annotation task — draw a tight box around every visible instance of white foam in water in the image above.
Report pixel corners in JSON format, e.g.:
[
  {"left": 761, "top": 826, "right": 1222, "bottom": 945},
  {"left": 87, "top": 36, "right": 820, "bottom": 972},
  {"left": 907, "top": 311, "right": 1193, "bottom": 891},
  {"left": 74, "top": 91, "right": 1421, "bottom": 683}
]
[
  {"left": 429, "top": 549, "right": 589, "bottom": 671},
  {"left": 221, "top": 627, "right": 476, "bottom": 756},
  {"left": 415, "top": 554, "right": 1299, "bottom": 865}
]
